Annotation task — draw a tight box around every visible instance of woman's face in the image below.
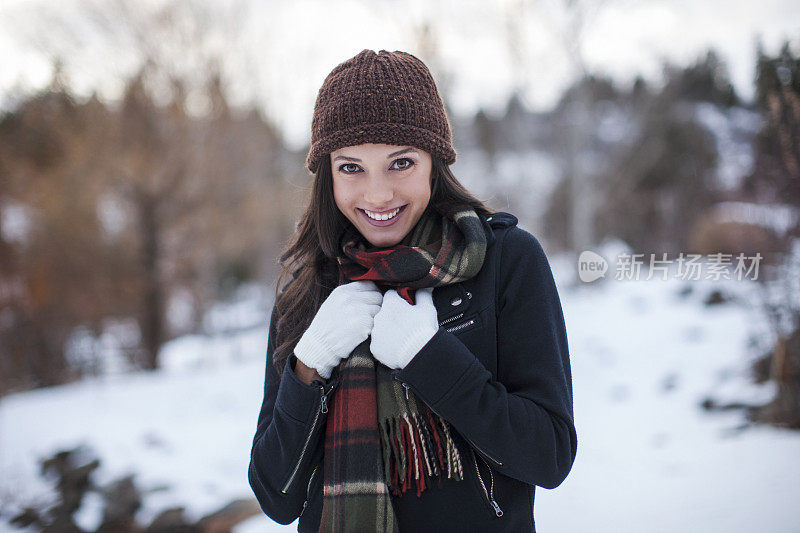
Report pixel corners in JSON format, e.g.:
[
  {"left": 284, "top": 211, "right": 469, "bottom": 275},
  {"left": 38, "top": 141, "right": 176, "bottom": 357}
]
[{"left": 330, "top": 143, "right": 433, "bottom": 249}]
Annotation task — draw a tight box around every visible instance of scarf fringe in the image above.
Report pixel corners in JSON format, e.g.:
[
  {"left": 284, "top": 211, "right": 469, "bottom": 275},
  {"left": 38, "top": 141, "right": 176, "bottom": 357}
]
[{"left": 380, "top": 405, "right": 464, "bottom": 498}]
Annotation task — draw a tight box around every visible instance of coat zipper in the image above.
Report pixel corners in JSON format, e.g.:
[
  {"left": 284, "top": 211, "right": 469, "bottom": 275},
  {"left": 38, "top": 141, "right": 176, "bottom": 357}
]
[
  {"left": 281, "top": 381, "right": 336, "bottom": 494},
  {"left": 299, "top": 464, "right": 320, "bottom": 517},
  {"left": 438, "top": 312, "right": 464, "bottom": 327},
  {"left": 439, "top": 312, "right": 477, "bottom": 334},
  {"left": 462, "top": 434, "right": 503, "bottom": 468},
  {"left": 471, "top": 448, "right": 504, "bottom": 517},
  {"left": 393, "top": 376, "right": 504, "bottom": 516},
  {"left": 308, "top": 464, "right": 320, "bottom": 497},
  {"left": 445, "top": 319, "right": 475, "bottom": 333}
]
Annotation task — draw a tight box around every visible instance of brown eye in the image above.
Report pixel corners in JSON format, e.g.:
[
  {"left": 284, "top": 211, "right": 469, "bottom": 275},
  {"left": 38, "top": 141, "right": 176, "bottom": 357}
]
[
  {"left": 339, "top": 163, "right": 360, "bottom": 173},
  {"left": 392, "top": 158, "right": 414, "bottom": 170}
]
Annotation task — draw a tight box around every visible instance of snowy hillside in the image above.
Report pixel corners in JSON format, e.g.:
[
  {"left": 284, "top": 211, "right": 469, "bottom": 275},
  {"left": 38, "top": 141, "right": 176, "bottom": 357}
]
[{"left": 1, "top": 260, "right": 799, "bottom": 533}]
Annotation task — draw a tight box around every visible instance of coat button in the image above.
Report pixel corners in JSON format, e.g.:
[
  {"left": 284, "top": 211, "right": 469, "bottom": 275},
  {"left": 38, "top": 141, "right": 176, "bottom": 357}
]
[{"left": 450, "top": 296, "right": 462, "bottom": 306}]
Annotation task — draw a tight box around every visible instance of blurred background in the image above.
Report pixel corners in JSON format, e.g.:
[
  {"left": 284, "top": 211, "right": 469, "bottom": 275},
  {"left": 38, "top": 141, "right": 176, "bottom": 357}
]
[{"left": 1, "top": 0, "right": 799, "bottom": 531}]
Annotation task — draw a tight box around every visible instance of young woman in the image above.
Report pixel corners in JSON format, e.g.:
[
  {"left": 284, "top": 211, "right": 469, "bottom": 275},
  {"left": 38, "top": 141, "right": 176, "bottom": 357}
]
[{"left": 248, "top": 49, "right": 577, "bottom": 533}]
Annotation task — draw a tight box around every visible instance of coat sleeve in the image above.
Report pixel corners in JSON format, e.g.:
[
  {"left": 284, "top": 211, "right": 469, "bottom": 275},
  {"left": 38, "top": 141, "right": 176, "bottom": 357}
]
[
  {"left": 392, "top": 227, "right": 577, "bottom": 489},
  {"left": 248, "top": 304, "right": 330, "bottom": 523}
]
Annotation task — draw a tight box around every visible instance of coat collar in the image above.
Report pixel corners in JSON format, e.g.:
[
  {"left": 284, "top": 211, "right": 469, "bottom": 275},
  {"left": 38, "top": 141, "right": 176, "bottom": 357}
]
[{"left": 480, "top": 211, "right": 518, "bottom": 249}]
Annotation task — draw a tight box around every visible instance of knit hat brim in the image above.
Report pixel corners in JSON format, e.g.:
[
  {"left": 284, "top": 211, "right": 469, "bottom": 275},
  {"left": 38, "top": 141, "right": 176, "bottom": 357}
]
[{"left": 306, "top": 122, "right": 456, "bottom": 174}]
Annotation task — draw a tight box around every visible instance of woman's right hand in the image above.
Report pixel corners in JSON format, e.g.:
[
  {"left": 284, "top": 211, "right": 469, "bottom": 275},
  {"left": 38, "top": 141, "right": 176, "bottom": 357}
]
[{"left": 293, "top": 280, "right": 383, "bottom": 379}]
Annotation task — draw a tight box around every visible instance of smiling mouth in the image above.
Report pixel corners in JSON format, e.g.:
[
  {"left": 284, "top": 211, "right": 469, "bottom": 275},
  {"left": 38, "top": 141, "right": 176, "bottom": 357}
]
[{"left": 360, "top": 205, "right": 407, "bottom": 221}]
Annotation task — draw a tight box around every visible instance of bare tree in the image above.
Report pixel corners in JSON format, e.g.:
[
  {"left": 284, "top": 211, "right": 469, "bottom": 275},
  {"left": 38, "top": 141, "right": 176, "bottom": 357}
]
[{"left": 1, "top": 0, "right": 291, "bottom": 380}]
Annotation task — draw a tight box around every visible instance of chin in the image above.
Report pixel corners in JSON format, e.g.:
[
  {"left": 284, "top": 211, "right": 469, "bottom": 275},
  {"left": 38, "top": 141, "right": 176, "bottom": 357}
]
[
  {"left": 362, "top": 227, "right": 405, "bottom": 247},
  {"left": 366, "top": 235, "right": 402, "bottom": 249}
]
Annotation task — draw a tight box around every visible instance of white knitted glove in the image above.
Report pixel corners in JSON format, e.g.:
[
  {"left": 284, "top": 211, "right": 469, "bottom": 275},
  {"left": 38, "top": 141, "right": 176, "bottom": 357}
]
[
  {"left": 294, "top": 280, "right": 383, "bottom": 379},
  {"left": 370, "top": 288, "right": 439, "bottom": 370}
]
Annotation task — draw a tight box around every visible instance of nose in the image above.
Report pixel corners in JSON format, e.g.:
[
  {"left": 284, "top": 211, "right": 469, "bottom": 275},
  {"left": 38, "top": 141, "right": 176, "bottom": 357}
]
[{"left": 363, "top": 173, "right": 393, "bottom": 206}]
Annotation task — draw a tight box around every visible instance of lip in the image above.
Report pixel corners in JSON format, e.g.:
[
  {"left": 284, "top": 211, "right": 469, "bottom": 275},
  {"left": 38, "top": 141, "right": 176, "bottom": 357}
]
[{"left": 360, "top": 205, "right": 407, "bottom": 227}]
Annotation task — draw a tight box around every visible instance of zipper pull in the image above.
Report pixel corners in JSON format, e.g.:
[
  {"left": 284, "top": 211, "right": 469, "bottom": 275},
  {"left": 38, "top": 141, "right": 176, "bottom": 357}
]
[
  {"left": 320, "top": 385, "right": 329, "bottom": 414},
  {"left": 299, "top": 500, "right": 308, "bottom": 516},
  {"left": 402, "top": 382, "right": 410, "bottom": 400},
  {"left": 490, "top": 499, "right": 503, "bottom": 517}
]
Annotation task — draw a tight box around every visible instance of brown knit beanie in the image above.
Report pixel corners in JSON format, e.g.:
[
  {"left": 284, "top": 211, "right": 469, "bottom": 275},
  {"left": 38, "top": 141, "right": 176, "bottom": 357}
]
[{"left": 305, "top": 49, "right": 456, "bottom": 174}]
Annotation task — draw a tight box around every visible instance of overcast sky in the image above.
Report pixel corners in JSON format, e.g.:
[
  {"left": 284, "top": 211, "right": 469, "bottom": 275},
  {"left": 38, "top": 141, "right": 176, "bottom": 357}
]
[{"left": 1, "top": 0, "right": 798, "bottom": 149}]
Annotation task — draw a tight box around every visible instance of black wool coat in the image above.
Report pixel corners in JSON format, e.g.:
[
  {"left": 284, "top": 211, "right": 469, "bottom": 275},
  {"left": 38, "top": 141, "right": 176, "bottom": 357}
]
[{"left": 248, "top": 211, "right": 577, "bottom": 532}]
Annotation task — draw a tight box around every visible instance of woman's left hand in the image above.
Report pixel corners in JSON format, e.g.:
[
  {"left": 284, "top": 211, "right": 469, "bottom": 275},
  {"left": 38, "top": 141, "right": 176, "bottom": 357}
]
[{"left": 370, "top": 288, "right": 439, "bottom": 370}]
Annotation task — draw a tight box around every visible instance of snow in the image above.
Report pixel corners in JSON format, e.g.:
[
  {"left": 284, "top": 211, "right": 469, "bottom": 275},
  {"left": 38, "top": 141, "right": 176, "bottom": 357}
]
[
  {"left": 1, "top": 269, "right": 799, "bottom": 532},
  {"left": 710, "top": 201, "right": 800, "bottom": 237},
  {"left": 693, "top": 102, "right": 761, "bottom": 191},
  {"left": 0, "top": 306, "right": 276, "bottom": 530}
]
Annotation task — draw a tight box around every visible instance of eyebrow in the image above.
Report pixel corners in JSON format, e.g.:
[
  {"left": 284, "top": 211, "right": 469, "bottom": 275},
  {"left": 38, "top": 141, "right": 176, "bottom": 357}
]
[{"left": 332, "top": 147, "right": 418, "bottom": 162}]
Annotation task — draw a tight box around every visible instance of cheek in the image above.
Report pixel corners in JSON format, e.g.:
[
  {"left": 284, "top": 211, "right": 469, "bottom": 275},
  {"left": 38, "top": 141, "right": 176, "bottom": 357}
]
[
  {"left": 411, "top": 162, "right": 433, "bottom": 200},
  {"left": 408, "top": 174, "right": 432, "bottom": 202},
  {"left": 332, "top": 179, "right": 353, "bottom": 208}
]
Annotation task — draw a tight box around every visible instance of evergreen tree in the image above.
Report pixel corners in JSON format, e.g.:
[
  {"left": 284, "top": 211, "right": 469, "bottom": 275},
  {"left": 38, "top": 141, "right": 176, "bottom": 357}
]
[
  {"left": 664, "top": 49, "right": 739, "bottom": 107},
  {"left": 746, "top": 40, "right": 800, "bottom": 211},
  {"left": 746, "top": 39, "right": 800, "bottom": 429}
]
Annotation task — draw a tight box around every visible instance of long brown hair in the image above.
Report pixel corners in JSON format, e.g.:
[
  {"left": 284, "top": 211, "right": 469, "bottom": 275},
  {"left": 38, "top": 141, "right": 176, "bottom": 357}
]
[{"left": 271, "top": 153, "right": 496, "bottom": 376}]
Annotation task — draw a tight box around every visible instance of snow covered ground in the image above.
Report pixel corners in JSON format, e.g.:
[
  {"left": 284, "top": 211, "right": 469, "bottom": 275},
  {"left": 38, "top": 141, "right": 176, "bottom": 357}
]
[{"left": 1, "top": 258, "right": 799, "bottom": 533}]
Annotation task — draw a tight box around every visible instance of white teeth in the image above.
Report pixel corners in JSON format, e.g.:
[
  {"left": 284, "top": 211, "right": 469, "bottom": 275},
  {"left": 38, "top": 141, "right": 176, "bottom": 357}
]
[{"left": 364, "top": 207, "right": 400, "bottom": 220}]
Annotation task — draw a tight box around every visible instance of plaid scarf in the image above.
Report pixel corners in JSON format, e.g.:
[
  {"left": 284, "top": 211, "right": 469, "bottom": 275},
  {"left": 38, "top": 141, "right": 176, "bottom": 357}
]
[{"left": 318, "top": 202, "right": 488, "bottom": 532}]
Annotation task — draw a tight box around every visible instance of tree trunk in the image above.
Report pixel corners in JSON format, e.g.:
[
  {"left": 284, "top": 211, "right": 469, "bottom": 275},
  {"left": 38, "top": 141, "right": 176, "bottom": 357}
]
[{"left": 138, "top": 192, "right": 164, "bottom": 370}]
